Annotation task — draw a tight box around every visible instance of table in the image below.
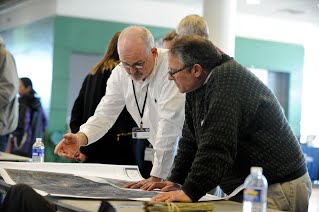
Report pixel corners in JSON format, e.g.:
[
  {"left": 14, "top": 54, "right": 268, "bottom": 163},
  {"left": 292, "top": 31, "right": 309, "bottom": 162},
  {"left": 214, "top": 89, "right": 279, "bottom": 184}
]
[
  {"left": 49, "top": 197, "right": 283, "bottom": 212},
  {"left": 0, "top": 182, "right": 283, "bottom": 212},
  {"left": 0, "top": 151, "right": 31, "bottom": 162}
]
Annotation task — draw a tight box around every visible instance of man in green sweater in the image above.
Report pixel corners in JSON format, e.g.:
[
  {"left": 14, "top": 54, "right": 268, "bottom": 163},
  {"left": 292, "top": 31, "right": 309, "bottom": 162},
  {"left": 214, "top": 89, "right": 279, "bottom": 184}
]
[{"left": 144, "top": 35, "right": 311, "bottom": 212}]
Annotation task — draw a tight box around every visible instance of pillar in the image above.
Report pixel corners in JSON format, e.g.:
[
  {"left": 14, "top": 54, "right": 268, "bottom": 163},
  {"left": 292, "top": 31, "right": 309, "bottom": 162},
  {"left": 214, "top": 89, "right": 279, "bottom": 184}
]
[{"left": 203, "top": 0, "right": 237, "bottom": 56}]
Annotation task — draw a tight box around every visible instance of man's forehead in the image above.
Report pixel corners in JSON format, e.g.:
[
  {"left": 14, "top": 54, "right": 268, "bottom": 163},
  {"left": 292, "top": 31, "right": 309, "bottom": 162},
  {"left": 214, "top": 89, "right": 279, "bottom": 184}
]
[
  {"left": 119, "top": 37, "right": 145, "bottom": 51},
  {"left": 168, "top": 53, "right": 180, "bottom": 61},
  {"left": 119, "top": 48, "right": 146, "bottom": 62}
]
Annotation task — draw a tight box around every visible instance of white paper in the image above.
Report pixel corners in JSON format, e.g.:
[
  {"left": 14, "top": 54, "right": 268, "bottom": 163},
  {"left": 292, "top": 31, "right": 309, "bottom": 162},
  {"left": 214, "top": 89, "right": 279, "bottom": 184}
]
[
  {"left": 0, "top": 161, "right": 244, "bottom": 202},
  {"left": 0, "top": 162, "right": 144, "bottom": 181}
]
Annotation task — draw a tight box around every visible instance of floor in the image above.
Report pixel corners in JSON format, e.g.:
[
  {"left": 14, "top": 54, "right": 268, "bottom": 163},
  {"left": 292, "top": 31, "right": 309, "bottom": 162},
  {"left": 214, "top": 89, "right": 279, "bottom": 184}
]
[{"left": 309, "top": 184, "right": 319, "bottom": 212}]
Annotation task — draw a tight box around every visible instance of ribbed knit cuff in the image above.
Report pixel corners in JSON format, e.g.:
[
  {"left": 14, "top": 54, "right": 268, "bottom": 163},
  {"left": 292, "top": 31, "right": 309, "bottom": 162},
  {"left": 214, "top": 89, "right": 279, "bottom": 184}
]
[{"left": 181, "top": 181, "right": 206, "bottom": 202}]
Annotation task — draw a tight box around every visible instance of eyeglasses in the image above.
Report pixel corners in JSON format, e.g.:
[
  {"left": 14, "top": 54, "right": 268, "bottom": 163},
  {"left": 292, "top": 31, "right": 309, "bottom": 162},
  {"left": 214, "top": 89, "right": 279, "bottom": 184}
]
[
  {"left": 168, "top": 66, "right": 192, "bottom": 77},
  {"left": 119, "top": 54, "right": 150, "bottom": 70}
]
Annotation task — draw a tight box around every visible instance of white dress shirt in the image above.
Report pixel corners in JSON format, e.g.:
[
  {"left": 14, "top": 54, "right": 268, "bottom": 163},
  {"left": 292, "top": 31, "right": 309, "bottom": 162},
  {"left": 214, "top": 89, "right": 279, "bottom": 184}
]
[{"left": 80, "top": 48, "right": 185, "bottom": 179}]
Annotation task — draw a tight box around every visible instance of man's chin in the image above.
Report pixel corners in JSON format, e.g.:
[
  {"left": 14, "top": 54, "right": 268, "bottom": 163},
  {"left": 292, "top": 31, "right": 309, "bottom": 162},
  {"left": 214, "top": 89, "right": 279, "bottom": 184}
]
[{"left": 130, "top": 75, "right": 144, "bottom": 81}]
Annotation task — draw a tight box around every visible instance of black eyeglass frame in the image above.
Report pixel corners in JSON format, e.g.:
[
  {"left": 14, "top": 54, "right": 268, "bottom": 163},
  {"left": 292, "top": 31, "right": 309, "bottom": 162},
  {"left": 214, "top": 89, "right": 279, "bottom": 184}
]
[
  {"left": 119, "top": 53, "right": 150, "bottom": 70},
  {"left": 168, "top": 65, "right": 193, "bottom": 77}
]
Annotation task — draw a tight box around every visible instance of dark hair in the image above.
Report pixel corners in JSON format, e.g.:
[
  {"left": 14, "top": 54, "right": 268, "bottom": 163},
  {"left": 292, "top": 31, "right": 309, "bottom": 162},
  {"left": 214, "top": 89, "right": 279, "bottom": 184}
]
[
  {"left": 20, "top": 77, "right": 36, "bottom": 96},
  {"left": 163, "top": 30, "right": 177, "bottom": 42},
  {"left": 169, "top": 35, "right": 222, "bottom": 72},
  {"left": 91, "top": 31, "right": 121, "bottom": 74}
]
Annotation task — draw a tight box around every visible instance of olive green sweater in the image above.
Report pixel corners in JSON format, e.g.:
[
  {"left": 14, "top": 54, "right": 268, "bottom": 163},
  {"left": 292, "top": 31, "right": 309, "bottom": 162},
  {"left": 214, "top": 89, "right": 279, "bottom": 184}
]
[{"left": 168, "top": 55, "right": 307, "bottom": 202}]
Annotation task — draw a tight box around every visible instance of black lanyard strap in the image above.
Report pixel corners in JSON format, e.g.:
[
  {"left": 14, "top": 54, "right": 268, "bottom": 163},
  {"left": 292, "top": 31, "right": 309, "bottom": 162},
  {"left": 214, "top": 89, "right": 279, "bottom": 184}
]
[{"left": 132, "top": 80, "right": 149, "bottom": 128}]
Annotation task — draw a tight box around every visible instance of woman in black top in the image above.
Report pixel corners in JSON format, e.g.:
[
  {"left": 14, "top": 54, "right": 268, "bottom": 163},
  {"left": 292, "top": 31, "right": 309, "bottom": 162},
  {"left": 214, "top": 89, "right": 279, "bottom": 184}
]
[{"left": 70, "top": 32, "right": 137, "bottom": 165}]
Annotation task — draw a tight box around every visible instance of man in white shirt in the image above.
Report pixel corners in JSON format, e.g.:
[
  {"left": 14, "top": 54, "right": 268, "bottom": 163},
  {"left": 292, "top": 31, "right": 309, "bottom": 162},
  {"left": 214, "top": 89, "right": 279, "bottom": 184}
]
[{"left": 55, "top": 26, "right": 185, "bottom": 184}]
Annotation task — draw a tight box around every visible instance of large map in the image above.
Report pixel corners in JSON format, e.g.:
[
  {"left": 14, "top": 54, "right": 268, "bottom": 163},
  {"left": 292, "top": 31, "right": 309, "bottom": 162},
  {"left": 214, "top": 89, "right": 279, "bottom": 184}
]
[{"left": 3, "top": 168, "right": 159, "bottom": 199}]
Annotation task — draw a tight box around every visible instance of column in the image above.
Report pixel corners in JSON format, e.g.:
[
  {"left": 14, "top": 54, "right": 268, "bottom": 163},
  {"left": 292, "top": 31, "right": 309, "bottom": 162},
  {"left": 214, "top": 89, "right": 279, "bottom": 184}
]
[{"left": 203, "top": 0, "right": 237, "bottom": 56}]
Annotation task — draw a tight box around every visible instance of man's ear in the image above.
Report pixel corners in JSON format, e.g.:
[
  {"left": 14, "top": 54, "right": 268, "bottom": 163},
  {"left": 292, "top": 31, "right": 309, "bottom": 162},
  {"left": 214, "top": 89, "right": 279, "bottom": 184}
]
[
  {"left": 193, "top": 64, "right": 202, "bottom": 77},
  {"left": 151, "top": 47, "right": 157, "bottom": 54}
]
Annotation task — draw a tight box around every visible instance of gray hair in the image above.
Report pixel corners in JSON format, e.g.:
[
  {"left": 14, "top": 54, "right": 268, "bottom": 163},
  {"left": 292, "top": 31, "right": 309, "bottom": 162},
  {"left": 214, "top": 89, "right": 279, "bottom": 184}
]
[
  {"left": 119, "top": 26, "right": 154, "bottom": 53},
  {"left": 169, "top": 35, "right": 222, "bottom": 72},
  {"left": 176, "top": 14, "right": 209, "bottom": 39}
]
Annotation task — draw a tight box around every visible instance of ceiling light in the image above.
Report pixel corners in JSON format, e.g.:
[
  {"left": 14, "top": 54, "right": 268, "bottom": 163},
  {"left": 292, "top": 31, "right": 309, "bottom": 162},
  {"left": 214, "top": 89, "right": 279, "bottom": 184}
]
[{"left": 246, "top": 0, "right": 261, "bottom": 5}]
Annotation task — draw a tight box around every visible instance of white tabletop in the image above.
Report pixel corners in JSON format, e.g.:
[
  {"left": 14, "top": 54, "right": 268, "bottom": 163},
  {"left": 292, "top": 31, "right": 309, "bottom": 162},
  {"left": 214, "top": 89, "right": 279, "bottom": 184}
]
[
  {"left": 51, "top": 198, "right": 284, "bottom": 212},
  {"left": 0, "top": 152, "right": 31, "bottom": 162}
]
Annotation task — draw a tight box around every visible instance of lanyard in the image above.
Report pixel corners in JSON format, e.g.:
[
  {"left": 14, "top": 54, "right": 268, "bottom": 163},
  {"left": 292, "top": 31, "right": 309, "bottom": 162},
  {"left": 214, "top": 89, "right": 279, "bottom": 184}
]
[{"left": 132, "top": 80, "right": 149, "bottom": 128}]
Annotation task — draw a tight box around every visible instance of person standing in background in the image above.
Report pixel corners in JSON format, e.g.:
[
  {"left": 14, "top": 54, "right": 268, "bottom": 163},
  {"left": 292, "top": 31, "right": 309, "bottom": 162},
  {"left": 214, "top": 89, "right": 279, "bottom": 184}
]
[
  {"left": 176, "top": 14, "right": 224, "bottom": 55},
  {"left": 161, "top": 31, "right": 177, "bottom": 49},
  {"left": 10, "top": 77, "right": 47, "bottom": 157},
  {"left": 69, "top": 32, "right": 138, "bottom": 169},
  {"left": 0, "top": 34, "right": 19, "bottom": 152}
]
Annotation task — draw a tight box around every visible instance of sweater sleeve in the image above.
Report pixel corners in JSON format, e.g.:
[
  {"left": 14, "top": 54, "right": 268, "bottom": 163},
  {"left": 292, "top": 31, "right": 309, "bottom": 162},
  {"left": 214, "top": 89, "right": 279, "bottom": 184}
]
[
  {"left": 181, "top": 75, "right": 242, "bottom": 202},
  {"left": 168, "top": 98, "right": 197, "bottom": 184}
]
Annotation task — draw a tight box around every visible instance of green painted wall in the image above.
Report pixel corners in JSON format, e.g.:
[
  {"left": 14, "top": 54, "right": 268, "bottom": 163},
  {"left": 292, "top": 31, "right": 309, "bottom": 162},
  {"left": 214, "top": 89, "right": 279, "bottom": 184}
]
[{"left": 235, "top": 37, "right": 304, "bottom": 135}]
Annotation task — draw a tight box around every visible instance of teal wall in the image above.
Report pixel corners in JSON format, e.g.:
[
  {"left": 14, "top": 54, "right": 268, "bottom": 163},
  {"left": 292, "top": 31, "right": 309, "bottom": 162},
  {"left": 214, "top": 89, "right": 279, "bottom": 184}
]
[{"left": 235, "top": 37, "right": 304, "bottom": 135}]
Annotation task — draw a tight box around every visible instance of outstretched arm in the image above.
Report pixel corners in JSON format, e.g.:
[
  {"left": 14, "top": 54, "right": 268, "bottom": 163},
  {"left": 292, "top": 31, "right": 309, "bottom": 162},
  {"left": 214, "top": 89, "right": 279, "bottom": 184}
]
[{"left": 54, "top": 132, "right": 88, "bottom": 159}]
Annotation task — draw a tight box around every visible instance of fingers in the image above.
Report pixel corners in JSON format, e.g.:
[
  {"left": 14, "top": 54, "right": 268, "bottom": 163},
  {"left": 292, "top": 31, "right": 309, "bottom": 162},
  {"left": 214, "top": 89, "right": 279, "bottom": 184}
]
[
  {"left": 54, "top": 133, "right": 81, "bottom": 159},
  {"left": 124, "top": 178, "right": 165, "bottom": 190},
  {"left": 142, "top": 182, "right": 166, "bottom": 191},
  {"left": 151, "top": 191, "right": 192, "bottom": 203},
  {"left": 56, "top": 151, "right": 74, "bottom": 159},
  {"left": 63, "top": 133, "right": 74, "bottom": 140},
  {"left": 161, "top": 185, "right": 179, "bottom": 192},
  {"left": 54, "top": 141, "right": 62, "bottom": 154},
  {"left": 74, "top": 152, "right": 87, "bottom": 161},
  {"left": 151, "top": 193, "right": 175, "bottom": 202},
  {"left": 124, "top": 179, "right": 150, "bottom": 189},
  {"left": 123, "top": 181, "right": 140, "bottom": 188},
  {"left": 129, "top": 182, "right": 145, "bottom": 189}
]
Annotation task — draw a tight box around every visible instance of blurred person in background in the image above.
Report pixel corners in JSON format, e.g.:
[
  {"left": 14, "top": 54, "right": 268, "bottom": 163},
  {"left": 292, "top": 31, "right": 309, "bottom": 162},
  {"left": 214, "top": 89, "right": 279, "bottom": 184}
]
[
  {"left": 176, "top": 14, "right": 224, "bottom": 55},
  {"left": 10, "top": 77, "right": 47, "bottom": 157},
  {"left": 0, "top": 34, "right": 19, "bottom": 152},
  {"left": 162, "top": 30, "right": 177, "bottom": 49}
]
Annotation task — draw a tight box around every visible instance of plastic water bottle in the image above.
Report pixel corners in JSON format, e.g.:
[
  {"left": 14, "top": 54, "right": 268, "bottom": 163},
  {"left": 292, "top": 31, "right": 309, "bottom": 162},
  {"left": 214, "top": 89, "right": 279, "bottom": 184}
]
[
  {"left": 32, "top": 138, "right": 45, "bottom": 162},
  {"left": 243, "top": 166, "right": 268, "bottom": 212}
]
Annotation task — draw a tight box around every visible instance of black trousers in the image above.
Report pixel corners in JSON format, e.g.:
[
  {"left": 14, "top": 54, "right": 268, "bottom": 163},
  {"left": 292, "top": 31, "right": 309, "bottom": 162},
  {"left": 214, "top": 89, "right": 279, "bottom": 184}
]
[
  {"left": 0, "top": 184, "right": 55, "bottom": 212},
  {"left": 132, "top": 139, "right": 152, "bottom": 179},
  {"left": 0, "top": 184, "right": 116, "bottom": 212},
  {"left": 0, "top": 134, "right": 9, "bottom": 152}
]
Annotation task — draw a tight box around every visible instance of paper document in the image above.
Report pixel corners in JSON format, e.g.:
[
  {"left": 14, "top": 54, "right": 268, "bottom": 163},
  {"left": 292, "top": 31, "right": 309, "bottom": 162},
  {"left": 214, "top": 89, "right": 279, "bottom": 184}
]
[
  {"left": 0, "top": 162, "right": 244, "bottom": 201},
  {"left": 0, "top": 162, "right": 143, "bottom": 181}
]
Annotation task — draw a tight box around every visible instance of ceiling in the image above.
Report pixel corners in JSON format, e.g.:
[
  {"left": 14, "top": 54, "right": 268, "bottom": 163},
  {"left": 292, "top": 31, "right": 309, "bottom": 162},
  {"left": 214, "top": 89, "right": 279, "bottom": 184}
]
[
  {"left": 150, "top": 0, "right": 319, "bottom": 26},
  {"left": 236, "top": 0, "right": 319, "bottom": 26},
  {"left": 0, "top": 0, "right": 318, "bottom": 26}
]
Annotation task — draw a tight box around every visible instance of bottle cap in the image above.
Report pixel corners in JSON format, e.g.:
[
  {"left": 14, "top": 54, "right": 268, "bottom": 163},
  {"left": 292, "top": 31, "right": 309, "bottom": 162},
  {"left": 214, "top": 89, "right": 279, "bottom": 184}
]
[
  {"left": 250, "top": 166, "right": 263, "bottom": 174},
  {"left": 36, "top": 138, "right": 42, "bottom": 142}
]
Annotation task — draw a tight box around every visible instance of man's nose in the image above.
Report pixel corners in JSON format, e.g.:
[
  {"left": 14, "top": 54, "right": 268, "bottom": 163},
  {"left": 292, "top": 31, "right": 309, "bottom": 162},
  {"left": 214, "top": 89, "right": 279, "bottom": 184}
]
[
  {"left": 168, "top": 73, "right": 174, "bottom": 80},
  {"left": 129, "top": 67, "right": 138, "bottom": 74}
]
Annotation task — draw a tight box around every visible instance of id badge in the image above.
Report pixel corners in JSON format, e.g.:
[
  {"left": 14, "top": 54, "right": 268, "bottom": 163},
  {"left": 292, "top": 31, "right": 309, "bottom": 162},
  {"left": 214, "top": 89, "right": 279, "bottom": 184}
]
[{"left": 132, "top": 127, "right": 150, "bottom": 139}]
